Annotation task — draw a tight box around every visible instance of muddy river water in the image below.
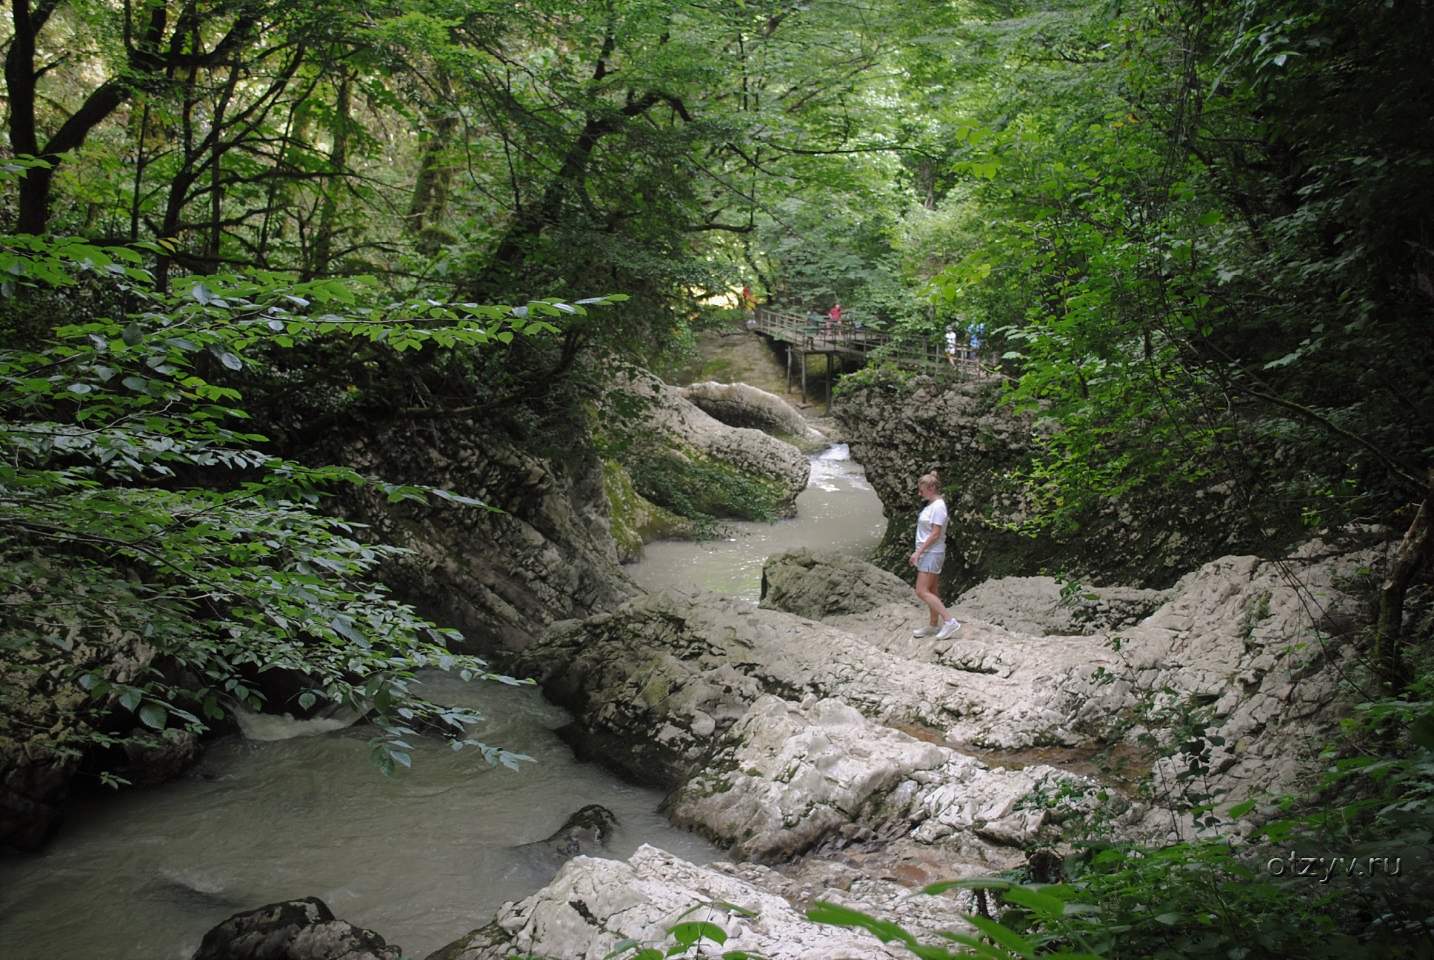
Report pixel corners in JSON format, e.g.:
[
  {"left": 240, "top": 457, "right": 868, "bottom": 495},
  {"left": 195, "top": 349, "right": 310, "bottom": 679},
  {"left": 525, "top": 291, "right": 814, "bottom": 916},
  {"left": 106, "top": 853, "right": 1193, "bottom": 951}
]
[{"left": 0, "top": 443, "right": 886, "bottom": 960}]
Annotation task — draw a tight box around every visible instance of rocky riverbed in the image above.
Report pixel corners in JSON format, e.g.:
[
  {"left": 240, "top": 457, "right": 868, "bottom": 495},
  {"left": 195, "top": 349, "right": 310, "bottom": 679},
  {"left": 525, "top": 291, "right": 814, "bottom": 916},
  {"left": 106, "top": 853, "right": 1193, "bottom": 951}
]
[
  {"left": 184, "top": 526, "right": 1380, "bottom": 960},
  {"left": 418, "top": 530, "right": 1380, "bottom": 959},
  {"left": 5, "top": 350, "right": 1390, "bottom": 960}
]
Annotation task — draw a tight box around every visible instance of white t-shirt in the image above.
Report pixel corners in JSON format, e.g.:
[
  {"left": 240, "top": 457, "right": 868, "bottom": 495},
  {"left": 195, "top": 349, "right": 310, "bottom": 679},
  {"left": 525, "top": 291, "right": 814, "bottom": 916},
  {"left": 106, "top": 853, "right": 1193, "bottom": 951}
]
[
  {"left": 916, "top": 497, "right": 948, "bottom": 551},
  {"left": 945, "top": 331, "right": 958, "bottom": 354}
]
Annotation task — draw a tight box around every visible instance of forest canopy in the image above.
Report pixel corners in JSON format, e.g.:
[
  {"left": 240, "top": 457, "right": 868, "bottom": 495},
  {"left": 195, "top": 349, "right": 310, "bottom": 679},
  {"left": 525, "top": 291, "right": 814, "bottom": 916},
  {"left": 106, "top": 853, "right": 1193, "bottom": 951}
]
[{"left": 4, "top": 0, "right": 1434, "bottom": 954}]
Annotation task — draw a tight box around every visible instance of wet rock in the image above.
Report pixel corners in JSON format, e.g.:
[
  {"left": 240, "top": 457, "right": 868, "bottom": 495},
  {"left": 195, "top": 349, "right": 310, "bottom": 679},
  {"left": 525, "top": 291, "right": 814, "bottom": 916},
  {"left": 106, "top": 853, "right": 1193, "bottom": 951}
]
[
  {"left": 192, "top": 897, "right": 401, "bottom": 960},
  {"left": 141, "top": 867, "right": 246, "bottom": 910},
  {"left": 122, "top": 728, "right": 201, "bottom": 786},
  {"left": 600, "top": 459, "right": 697, "bottom": 563},
  {"left": 424, "top": 844, "right": 913, "bottom": 960},
  {"left": 523, "top": 803, "right": 618, "bottom": 859},
  {"left": 760, "top": 548, "right": 912, "bottom": 620},
  {"left": 0, "top": 755, "right": 77, "bottom": 851},
  {"left": 680, "top": 381, "right": 828, "bottom": 451}
]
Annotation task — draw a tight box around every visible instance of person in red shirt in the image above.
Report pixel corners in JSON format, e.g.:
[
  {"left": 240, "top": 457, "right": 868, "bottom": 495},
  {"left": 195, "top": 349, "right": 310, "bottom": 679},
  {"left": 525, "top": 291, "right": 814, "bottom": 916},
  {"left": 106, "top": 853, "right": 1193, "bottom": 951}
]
[{"left": 827, "top": 302, "right": 843, "bottom": 336}]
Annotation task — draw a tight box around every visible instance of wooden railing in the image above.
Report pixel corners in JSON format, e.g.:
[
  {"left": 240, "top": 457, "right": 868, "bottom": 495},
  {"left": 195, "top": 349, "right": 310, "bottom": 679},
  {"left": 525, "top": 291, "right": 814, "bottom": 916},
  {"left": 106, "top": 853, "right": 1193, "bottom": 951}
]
[{"left": 749, "top": 307, "right": 990, "bottom": 378}]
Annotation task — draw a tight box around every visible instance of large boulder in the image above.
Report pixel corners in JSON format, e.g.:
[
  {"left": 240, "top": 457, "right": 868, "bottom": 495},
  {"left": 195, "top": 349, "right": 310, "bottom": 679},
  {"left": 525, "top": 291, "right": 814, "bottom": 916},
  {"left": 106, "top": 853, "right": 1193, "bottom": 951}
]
[
  {"left": 760, "top": 548, "right": 912, "bottom": 620},
  {"left": 611, "top": 373, "right": 810, "bottom": 520},
  {"left": 424, "top": 845, "right": 913, "bottom": 960},
  {"left": 951, "top": 576, "right": 1170, "bottom": 636},
  {"left": 667, "top": 695, "right": 1119, "bottom": 862},
  {"left": 192, "top": 897, "right": 402, "bottom": 960},
  {"left": 335, "top": 417, "right": 636, "bottom": 652},
  {"left": 680, "top": 381, "right": 828, "bottom": 451}
]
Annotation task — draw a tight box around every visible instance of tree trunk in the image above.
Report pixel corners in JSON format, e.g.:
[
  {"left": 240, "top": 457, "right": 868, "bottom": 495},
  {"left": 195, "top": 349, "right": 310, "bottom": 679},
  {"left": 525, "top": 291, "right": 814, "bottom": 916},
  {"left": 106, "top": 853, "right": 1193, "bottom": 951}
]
[
  {"left": 408, "top": 72, "right": 458, "bottom": 254},
  {"left": 1373, "top": 470, "right": 1434, "bottom": 692},
  {"left": 311, "top": 74, "right": 352, "bottom": 278}
]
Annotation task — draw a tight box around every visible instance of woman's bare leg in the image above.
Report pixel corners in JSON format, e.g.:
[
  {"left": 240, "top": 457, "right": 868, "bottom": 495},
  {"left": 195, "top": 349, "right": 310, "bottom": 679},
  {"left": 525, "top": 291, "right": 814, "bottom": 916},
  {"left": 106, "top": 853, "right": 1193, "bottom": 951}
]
[{"left": 915, "top": 571, "right": 947, "bottom": 624}]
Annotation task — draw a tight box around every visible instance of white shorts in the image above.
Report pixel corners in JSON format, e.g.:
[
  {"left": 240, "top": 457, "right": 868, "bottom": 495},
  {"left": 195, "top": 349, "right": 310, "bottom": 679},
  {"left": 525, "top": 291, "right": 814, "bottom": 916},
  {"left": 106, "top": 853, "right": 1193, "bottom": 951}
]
[{"left": 916, "top": 550, "right": 945, "bottom": 574}]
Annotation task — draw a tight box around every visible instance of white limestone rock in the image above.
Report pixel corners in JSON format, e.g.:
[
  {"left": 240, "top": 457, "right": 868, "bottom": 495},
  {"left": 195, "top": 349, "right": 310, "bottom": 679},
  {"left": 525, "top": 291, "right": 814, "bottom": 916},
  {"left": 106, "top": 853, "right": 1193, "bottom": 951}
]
[{"left": 426, "top": 845, "right": 911, "bottom": 960}]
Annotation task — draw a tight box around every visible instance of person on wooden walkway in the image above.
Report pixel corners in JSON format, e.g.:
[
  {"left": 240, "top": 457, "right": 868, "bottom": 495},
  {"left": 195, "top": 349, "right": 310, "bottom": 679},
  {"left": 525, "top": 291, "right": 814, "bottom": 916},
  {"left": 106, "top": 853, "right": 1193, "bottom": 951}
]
[{"left": 910, "top": 471, "right": 961, "bottom": 639}]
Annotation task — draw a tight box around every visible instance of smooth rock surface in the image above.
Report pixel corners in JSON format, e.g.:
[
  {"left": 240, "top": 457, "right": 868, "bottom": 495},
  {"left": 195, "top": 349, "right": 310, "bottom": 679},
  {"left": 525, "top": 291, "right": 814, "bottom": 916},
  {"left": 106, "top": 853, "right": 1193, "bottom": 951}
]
[
  {"left": 619, "top": 373, "right": 811, "bottom": 509},
  {"left": 951, "top": 576, "right": 1170, "bottom": 636},
  {"left": 760, "top": 549, "right": 912, "bottom": 620},
  {"left": 681, "top": 381, "right": 828, "bottom": 450}
]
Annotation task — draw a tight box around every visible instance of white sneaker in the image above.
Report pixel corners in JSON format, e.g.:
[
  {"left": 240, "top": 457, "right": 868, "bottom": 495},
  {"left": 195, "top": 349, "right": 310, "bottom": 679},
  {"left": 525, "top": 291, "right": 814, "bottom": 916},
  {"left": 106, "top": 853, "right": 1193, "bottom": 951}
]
[
  {"left": 935, "top": 617, "right": 962, "bottom": 640},
  {"left": 912, "top": 624, "right": 939, "bottom": 638}
]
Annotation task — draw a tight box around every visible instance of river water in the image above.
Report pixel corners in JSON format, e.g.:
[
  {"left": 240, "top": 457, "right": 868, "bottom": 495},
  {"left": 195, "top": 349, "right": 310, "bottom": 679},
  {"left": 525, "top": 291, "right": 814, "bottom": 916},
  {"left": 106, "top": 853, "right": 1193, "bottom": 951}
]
[
  {"left": 627, "top": 444, "right": 887, "bottom": 598},
  {"left": 0, "top": 444, "right": 886, "bottom": 960}
]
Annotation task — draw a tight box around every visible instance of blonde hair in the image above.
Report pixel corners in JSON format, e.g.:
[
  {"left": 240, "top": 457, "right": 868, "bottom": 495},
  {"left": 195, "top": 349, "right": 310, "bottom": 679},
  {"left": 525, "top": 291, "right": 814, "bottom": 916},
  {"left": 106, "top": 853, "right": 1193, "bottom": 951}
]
[{"left": 918, "top": 471, "right": 940, "bottom": 492}]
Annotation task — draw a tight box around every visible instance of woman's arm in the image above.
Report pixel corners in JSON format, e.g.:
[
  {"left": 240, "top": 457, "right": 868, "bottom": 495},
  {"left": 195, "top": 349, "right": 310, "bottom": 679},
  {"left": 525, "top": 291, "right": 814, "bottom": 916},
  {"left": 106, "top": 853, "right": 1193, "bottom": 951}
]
[{"left": 909, "top": 524, "right": 944, "bottom": 565}]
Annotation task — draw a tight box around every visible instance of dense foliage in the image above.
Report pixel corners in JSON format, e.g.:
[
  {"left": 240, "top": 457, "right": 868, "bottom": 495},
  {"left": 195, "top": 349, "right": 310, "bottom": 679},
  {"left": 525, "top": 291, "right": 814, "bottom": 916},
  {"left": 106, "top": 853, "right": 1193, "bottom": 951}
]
[
  {"left": 0, "top": 175, "right": 630, "bottom": 775},
  {"left": 5, "top": 0, "right": 1434, "bottom": 956}
]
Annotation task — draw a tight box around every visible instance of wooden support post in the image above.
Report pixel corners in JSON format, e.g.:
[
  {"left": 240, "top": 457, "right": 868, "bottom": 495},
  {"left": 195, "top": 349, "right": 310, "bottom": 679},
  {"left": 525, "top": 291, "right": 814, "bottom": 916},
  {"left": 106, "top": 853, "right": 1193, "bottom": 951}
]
[
  {"left": 825, "top": 352, "right": 833, "bottom": 415},
  {"left": 800, "top": 351, "right": 807, "bottom": 403}
]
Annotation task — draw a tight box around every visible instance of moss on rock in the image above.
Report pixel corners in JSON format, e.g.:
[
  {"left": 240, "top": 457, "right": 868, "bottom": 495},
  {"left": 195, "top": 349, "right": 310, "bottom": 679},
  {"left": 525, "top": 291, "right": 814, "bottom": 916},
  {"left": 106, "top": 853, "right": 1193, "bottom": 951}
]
[
  {"left": 622, "top": 442, "right": 789, "bottom": 526},
  {"left": 600, "top": 459, "right": 698, "bottom": 563}
]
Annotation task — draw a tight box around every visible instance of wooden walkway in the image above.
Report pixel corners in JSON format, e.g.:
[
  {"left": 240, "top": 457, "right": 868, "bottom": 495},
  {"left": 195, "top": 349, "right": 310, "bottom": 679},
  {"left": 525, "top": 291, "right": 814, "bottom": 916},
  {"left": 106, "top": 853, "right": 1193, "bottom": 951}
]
[{"left": 747, "top": 307, "right": 990, "bottom": 412}]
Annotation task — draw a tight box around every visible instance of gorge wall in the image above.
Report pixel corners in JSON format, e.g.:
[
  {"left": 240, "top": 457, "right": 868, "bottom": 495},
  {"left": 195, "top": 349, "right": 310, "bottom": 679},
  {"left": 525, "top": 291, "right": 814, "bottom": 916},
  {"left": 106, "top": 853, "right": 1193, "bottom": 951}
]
[{"left": 836, "top": 372, "right": 1273, "bottom": 593}]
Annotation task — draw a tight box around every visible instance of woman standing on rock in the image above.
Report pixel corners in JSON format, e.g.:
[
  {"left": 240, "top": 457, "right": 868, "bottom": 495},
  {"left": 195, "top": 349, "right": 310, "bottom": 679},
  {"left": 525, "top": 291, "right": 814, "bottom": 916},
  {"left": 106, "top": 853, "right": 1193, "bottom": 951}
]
[{"left": 910, "top": 472, "right": 961, "bottom": 639}]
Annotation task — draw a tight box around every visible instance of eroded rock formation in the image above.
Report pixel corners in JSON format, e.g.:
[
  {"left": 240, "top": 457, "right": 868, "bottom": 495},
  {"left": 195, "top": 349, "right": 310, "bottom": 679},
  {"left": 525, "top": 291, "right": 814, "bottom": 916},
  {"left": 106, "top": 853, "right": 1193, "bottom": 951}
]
[
  {"left": 835, "top": 374, "right": 1273, "bottom": 591},
  {"left": 449, "top": 536, "right": 1381, "bottom": 959},
  {"left": 680, "top": 381, "right": 829, "bottom": 451},
  {"left": 612, "top": 373, "right": 811, "bottom": 517},
  {"left": 337, "top": 416, "right": 634, "bottom": 653}
]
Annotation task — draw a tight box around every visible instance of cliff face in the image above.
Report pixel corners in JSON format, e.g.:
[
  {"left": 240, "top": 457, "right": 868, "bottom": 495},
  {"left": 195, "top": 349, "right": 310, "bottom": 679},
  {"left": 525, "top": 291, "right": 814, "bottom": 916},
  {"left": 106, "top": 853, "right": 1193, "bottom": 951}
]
[
  {"left": 329, "top": 369, "right": 814, "bottom": 653},
  {"left": 835, "top": 373, "right": 1252, "bottom": 592},
  {"left": 334, "top": 410, "right": 636, "bottom": 654}
]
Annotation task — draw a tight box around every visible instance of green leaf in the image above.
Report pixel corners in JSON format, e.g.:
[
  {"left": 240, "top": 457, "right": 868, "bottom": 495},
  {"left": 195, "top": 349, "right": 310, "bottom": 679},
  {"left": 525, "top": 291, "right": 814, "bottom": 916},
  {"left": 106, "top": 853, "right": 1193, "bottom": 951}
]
[
  {"left": 965, "top": 914, "right": 1035, "bottom": 957},
  {"left": 138, "top": 702, "right": 168, "bottom": 729},
  {"left": 1001, "top": 885, "right": 1067, "bottom": 918},
  {"left": 669, "top": 921, "right": 727, "bottom": 948}
]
